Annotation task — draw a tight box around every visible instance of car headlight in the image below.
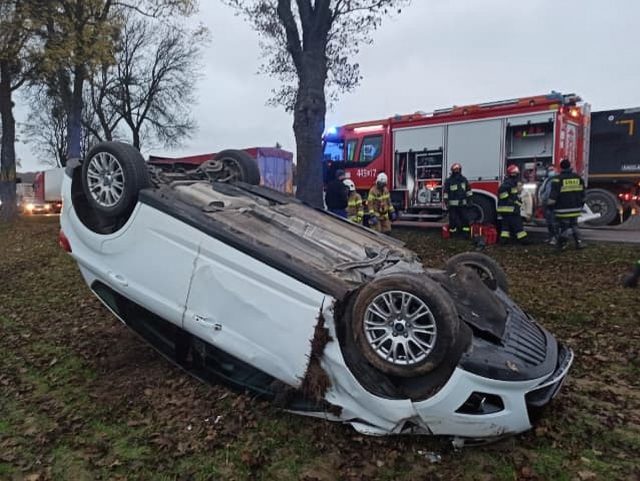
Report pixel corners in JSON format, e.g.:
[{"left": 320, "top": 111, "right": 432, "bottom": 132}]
[{"left": 26, "top": 203, "right": 35, "bottom": 211}]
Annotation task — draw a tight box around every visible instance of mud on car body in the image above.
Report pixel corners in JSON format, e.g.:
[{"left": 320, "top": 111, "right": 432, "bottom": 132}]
[{"left": 60, "top": 142, "right": 573, "bottom": 444}]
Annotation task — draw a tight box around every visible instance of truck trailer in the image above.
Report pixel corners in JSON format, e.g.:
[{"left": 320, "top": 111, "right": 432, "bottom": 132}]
[{"left": 587, "top": 108, "right": 640, "bottom": 225}]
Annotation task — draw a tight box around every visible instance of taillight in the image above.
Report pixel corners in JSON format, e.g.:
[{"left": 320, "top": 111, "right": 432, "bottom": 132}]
[{"left": 58, "top": 230, "right": 71, "bottom": 253}]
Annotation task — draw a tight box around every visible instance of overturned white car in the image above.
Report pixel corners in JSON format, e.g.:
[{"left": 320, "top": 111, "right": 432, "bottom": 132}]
[{"left": 59, "top": 142, "right": 573, "bottom": 444}]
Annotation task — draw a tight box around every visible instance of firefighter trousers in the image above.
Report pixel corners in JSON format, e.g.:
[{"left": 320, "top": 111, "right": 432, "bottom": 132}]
[
  {"left": 499, "top": 214, "right": 528, "bottom": 243},
  {"left": 448, "top": 206, "right": 470, "bottom": 237},
  {"left": 557, "top": 217, "right": 582, "bottom": 248},
  {"left": 371, "top": 218, "right": 392, "bottom": 234}
]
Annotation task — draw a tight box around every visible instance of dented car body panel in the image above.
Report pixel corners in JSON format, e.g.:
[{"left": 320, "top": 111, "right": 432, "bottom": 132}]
[{"left": 61, "top": 158, "right": 574, "bottom": 442}]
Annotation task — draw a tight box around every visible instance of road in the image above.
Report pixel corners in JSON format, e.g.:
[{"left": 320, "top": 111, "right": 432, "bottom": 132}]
[{"left": 394, "top": 217, "right": 640, "bottom": 244}]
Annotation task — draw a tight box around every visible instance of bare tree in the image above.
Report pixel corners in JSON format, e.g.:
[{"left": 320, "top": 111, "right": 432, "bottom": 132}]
[
  {"left": 86, "top": 63, "right": 123, "bottom": 142},
  {"left": 110, "top": 15, "right": 207, "bottom": 149},
  {"left": 33, "top": 0, "right": 198, "bottom": 166},
  {"left": 226, "top": 0, "right": 410, "bottom": 208},
  {"left": 0, "top": 0, "right": 41, "bottom": 221}
]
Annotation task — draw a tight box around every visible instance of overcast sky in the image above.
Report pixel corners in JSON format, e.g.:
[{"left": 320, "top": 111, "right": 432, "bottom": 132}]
[{"left": 15, "top": 0, "right": 640, "bottom": 172}]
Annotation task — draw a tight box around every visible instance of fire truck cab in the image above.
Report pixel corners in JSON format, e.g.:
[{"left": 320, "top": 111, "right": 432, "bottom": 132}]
[{"left": 323, "top": 92, "right": 590, "bottom": 224}]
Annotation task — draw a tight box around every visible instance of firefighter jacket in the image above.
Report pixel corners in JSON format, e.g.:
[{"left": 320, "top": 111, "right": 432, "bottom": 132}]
[
  {"left": 325, "top": 178, "right": 349, "bottom": 210},
  {"left": 497, "top": 176, "right": 522, "bottom": 216},
  {"left": 443, "top": 173, "right": 473, "bottom": 207},
  {"left": 368, "top": 185, "right": 395, "bottom": 221},
  {"left": 548, "top": 170, "right": 585, "bottom": 218},
  {"left": 347, "top": 192, "right": 364, "bottom": 224}
]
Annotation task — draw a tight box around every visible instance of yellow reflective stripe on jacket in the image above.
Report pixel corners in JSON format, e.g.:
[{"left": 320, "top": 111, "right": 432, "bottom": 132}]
[
  {"left": 497, "top": 206, "right": 515, "bottom": 213},
  {"left": 560, "top": 185, "right": 584, "bottom": 193},
  {"left": 516, "top": 231, "right": 528, "bottom": 239},
  {"left": 499, "top": 192, "right": 509, "bottom": 199},
  {"left": 466, "top": 190, "right": 473, "bottom": 197},
  {"left": 347, "top": 193, "right": 364, "bottom": 220},
  {"left": 510, "top": 188, "right": 519, "bottom": 194}
]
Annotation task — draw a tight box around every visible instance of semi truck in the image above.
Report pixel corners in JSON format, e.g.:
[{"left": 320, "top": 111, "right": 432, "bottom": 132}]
[
  {"left": 32, "top": 168, "right": 64, "bottom": 214},
  {"left": 322, "top": 91, "right": 638, "bottom": 226},
  {"left": 587, "top": 108, "right": 640, "bottom": 225}
]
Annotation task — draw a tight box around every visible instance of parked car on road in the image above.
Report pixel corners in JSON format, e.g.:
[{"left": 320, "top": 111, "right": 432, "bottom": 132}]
[{"left": 59, "top": 141, "right": 573, "bottom": 444}]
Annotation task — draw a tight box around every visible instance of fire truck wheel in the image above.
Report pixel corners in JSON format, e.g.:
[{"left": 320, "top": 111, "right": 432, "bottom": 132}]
[
  {"left": 445, "top": 252, "right": 509, "bottom": 293},
  {"left": 82, "top": 142, "right": 151, "bottom": 218},
  {"left": 213, "top": 150, "right": 261, "bottom": 185},
  {"left": 585, "top": 188, "right": 619, "bottom": 226},
  {"left": 469, "top": 194, "right": 497, "bottom": 225},
  {"left": 349, "top": 274, "right": 460, "bottom": 378}
]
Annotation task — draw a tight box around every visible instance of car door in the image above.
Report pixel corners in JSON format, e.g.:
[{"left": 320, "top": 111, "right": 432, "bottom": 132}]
[
  {"left": 183, "top": 232, "right": 327, "bottom": 388},
  {"left": 96, "top": 203, "right": 201, "bottom": 327}
]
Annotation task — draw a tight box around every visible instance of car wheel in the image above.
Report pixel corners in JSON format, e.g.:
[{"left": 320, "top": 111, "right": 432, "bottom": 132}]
[
  {"left": 214, "top": 149, "right": 261, "bottom": 185},
  {"left": 445, "top": 252, "right": 509, "bottom": 293},
  {"left": 82, "top": 142, "right": 151, "bottom": 218},
  {"left": 350, "top": 275, "right": 460, "bottom": 378}
]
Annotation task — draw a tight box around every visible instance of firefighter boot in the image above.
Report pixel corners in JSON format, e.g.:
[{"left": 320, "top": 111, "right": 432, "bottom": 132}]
[{"left": 572, "top": 226, "right": 585, "bottom": 249}]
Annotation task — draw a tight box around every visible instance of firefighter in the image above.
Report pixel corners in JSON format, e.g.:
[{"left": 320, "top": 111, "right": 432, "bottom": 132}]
[
  {"left": 443, "top": 163, "right": 473, "bottom": 238},
  {"left": 368, "top": 172, "right": 397, "bottom": 233},
  {"left": 325, "top": 169, "right": 349, "bottom": 218},
  {"left": 538, "top": 165, "right": 559, "bottom": 244},
  {"left": 548, "top": 158, "right": 586, "bottom": 250},
  {"left": 622, "top": 260, "right": 640, "bottom": 288},
  {"left": 497, "top": 164, "right": 528, "bottom": 244},
  {"left": 344, "top": 179, "right": 364, "bottom": 224}
]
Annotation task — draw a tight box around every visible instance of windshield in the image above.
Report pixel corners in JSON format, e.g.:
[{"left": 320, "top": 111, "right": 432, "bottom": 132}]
[{"left": 323, "top": 140, "right": 344, "bottom": 162}]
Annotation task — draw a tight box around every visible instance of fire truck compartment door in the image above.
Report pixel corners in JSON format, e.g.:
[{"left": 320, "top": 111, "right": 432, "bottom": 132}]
[
  {"left": 446, "top": 119, "right": 502, "bottom": 181},
  {"left": 394, "top": 126, "right": 444, "bottom": 152},
  {"left": 506, "top": 113, "right": 554, "bottom": 127}
]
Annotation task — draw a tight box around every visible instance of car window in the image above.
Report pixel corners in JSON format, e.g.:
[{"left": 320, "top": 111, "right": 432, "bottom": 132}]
[
  {"left": 323, "top": 140, "right": 345, "bottom": 162},
  {"left": 359, "top": 135, "right": 383, "bottom": 164},
  {"left": 346, "top": 139, "right": 358, "bottom": 162}
]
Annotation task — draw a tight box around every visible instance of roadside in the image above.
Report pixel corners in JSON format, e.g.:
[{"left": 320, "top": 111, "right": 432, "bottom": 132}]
[{"left": 1, "top": 217, "right": 638, "bottom": 481}]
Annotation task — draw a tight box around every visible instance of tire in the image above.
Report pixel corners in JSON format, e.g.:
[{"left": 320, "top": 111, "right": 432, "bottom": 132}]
[
  {"left": 214, "top": 149, "right": 261, "bottom": 185},
  {"left": 82, "top": 142, "right": 151, "bottom": 218},
  {"left": 445, "top": 252, "right": 509, "bottom": 293},
  {"left": 350, "top": 274, "right": 460, "bottom": 378},
  {"left": 468, "top": 194, "right": 497, "bottom": 225},
  {"left": 585, "top": 188, "right": 619, "bottom": 226}
]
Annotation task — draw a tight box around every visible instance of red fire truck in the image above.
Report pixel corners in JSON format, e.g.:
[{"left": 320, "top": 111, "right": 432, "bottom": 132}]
[{"left": 322, "top": 91, "right": 590, "bottom": 224}]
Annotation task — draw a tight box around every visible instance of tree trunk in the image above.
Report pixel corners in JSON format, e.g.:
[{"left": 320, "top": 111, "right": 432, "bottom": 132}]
[
  {"left": 66, "top": 65, "right": 86, "bottom": 165},
  {"left": 132, "top": 128, "right": 141, "bottom": 150},
  {"left": 0, "top": 60, "right": 18, "bottom": 223},
  {"left": 293, "top": 58, "right": 327, "bottom": 209}
]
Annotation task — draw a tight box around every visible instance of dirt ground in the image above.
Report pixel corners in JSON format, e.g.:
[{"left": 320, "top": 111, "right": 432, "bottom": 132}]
[{"left": 1, "top": 216, "right": 638, "bottom": 481}]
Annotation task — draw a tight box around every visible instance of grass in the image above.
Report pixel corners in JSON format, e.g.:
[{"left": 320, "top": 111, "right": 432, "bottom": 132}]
[{"left": 0, "top": 216, "right": 638, "bottom": 481}]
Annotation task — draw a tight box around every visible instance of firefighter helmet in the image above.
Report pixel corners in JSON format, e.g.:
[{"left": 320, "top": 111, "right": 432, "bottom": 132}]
[
  {"left": 343, "top": 179, "right": 356, "bottom": 192},
  {"left": 451, "top": 163, "right": 462, "bottom": 173},
  {"left": 506, "top": 164, "right": 520, "bottom": 176},
  {"left": 376, "top": 172, "right": 388, "bottom": 185}
]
